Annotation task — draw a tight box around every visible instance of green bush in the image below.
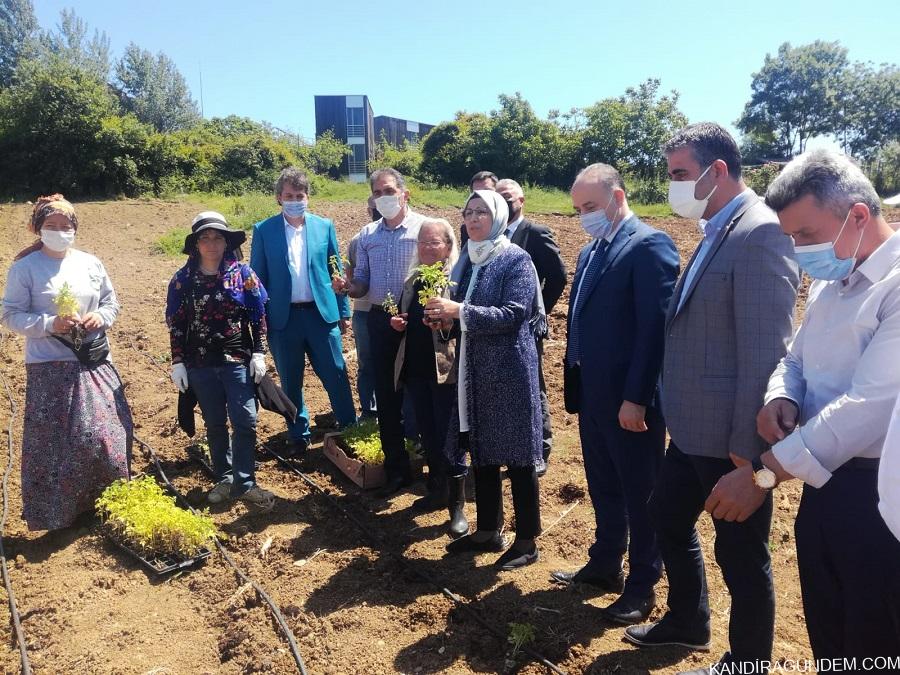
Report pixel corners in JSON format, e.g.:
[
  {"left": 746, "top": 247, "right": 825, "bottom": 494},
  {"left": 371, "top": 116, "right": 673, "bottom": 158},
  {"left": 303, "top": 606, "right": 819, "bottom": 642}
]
[{"left": 744, "top": 163, "right": 783, "bottom": 197}]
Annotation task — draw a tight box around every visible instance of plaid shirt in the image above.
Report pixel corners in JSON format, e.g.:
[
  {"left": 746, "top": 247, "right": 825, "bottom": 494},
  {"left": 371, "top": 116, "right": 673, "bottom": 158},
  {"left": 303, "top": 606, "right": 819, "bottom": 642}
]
[{"left": 353, "top": 209, "right": 425, "bottom": 305}]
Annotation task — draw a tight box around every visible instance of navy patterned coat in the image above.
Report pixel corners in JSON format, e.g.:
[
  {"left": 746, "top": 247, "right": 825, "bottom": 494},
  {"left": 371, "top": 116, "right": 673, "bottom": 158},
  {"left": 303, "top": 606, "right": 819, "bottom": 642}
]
[{"left": 443, "top": 245, "right": 543, "bottom": 468}]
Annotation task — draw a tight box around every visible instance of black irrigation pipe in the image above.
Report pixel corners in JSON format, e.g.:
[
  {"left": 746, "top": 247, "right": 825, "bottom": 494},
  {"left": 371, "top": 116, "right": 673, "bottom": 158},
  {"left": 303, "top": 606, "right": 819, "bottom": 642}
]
[
  {"left": 0, "top": 374, "right": 32, "bottom": 675},
  {"left": 133, "top": 434, "right": 309, "bottom": 675},
  {"left": 126, "top": 339, "right": 564, "bottom": 672},
  {"left": 260, "top": 442, "right": 568, "bottom": 675}
]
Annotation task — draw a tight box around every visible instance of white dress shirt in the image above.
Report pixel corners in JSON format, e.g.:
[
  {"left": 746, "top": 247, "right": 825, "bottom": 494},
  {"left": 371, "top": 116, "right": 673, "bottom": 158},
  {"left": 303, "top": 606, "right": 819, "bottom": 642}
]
[
  {"left": 880, "top": 395, "right": 900, "bottom": 542},
  {"left": 766, "top": 228, "right": 900, "bottom": 487},
  {"left": 284, "top": 216, "right": 313, "bottom": 303},
  {"left": 506, "top": 214, "right": 524, "bottom": 240}
]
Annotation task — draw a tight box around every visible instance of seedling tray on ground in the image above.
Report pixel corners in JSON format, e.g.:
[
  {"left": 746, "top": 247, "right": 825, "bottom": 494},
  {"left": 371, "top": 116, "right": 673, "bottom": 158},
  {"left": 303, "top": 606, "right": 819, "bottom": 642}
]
[
  {"left": 106, "top": 532, "right": 213, "bottom": 575},
  {"left": 323, "top": 432, "right": 423, "bottom": 490}
]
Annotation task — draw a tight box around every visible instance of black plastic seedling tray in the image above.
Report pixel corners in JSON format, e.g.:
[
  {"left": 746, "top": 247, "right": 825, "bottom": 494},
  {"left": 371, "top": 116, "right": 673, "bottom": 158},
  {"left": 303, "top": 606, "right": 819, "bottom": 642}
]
[{"left": 107, "top": 534, "right": 213, "bottom": 575}]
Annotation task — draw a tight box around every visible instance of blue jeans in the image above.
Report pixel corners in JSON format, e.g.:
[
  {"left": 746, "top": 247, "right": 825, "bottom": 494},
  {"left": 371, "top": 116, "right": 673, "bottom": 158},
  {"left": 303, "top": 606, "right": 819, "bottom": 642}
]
[
  {"left": 188, "top": 363, "right": 257, "bottom": 496},
  {"left": 352, "top": 309, "right": 377, "bottom": 417}
]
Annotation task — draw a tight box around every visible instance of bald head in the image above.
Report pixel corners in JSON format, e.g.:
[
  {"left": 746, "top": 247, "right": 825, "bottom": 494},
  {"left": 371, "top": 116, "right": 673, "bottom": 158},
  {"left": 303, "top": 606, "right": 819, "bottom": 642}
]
[{"left": 571, "top": 163, "right": 629, "bottom": 220}]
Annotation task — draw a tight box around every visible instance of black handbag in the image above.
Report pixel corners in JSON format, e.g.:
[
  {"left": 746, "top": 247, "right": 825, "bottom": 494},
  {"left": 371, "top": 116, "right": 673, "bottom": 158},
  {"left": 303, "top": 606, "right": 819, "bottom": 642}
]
[{"left": 52, "top": 332, "right": 110, "bottom": 365}]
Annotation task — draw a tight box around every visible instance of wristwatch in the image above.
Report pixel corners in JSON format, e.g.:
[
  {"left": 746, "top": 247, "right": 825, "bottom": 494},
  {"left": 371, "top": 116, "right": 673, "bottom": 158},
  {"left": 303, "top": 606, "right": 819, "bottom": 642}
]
[{"left": 751, "top": 456, "right": 777, "bottom": 490}]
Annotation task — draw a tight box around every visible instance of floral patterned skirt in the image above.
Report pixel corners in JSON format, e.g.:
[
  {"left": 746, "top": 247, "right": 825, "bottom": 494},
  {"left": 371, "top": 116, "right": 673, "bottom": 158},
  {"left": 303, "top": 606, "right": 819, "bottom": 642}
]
[{"left": 22, "top": 360, "right": 133, "bottom": 531}]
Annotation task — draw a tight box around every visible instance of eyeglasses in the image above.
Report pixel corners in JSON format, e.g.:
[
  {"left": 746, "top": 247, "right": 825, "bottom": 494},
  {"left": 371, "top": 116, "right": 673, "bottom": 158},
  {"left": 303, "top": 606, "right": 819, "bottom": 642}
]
[
  {"left": 417, "top": 240, "right": 447, "bottom": 248},
  {"left": 462, "top": 208, "right": 492, "bottom": 219}
]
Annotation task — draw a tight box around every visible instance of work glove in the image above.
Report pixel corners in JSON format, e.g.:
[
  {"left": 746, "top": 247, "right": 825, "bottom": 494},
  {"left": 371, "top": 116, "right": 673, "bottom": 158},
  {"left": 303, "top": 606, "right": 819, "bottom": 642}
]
[
  {"left": 171, "top": 362, "right": 189, "bottom": 393},
  {"left": 249, "top": 353, "right": 266, "bottom": 384}
]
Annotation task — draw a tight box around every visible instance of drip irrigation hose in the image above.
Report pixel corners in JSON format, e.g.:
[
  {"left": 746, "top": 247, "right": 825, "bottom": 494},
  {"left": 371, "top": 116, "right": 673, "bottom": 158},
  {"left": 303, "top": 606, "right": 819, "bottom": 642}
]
[
  {"left": 261, "top": 442, "right": 568, "bottom": 675},
  {"left": 133, "top": 434, "right": 308, "bottom": 675},
  {"left": 0, "top": 374, "right": 32, "bottom": 675}
]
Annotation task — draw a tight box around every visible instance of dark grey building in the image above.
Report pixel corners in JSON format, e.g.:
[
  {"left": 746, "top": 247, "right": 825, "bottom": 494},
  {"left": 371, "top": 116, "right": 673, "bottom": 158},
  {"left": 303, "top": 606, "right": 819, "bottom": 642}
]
[
  {"left": 314, "top": 95, "right": 433, "bottom": 182},
  {"left": 314, "top": 95, "right": 375, "bottom": 183},
  {"left": 374, "top": 115, "right": 435, "bottom": 147}
]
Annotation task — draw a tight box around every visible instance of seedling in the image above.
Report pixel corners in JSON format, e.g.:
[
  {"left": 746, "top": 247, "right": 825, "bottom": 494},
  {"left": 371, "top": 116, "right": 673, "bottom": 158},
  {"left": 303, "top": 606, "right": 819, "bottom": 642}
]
[
  {"left": 382, "top": 291, "right": 399, "bottom": 316},
  {"left": 507, "top": 622, "right": 536, "bottom": 656},
  {"left": 328, "top": 254, "right": 350, "bottom": 281},
  {"left": 339, "top": 417, "right": 416, "bottom": 465},
  {"left": 52, "top": 281, "right": 86, "bottom": 346},
  {"left": 96, "top": 476, "right": 220, "bottom": 557},
  {"left": 53, "top": 282, "right": 80, "bottom": 317},
  {"left": 416, "top": 261, "right": 456, "bottom": 307}
]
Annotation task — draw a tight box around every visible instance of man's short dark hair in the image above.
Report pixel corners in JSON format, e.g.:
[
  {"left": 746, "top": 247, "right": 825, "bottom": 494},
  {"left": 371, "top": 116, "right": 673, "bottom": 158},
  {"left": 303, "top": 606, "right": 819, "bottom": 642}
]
[
  {"left": 663, "top": 122, "right": 743, "bottom": 179},
  {"left": 469, "top": 170, "right": 498, "bottom": 190},
  {"left": 275, "top": 167, "right": 310, "bottom": 196}
]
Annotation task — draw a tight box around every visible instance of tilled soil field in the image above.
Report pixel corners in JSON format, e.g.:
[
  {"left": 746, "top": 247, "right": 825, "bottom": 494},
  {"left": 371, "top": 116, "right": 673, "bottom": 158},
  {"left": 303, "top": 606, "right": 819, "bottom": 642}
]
[{"left": 1, "top": 197, "right": 895, "bottom": 674}]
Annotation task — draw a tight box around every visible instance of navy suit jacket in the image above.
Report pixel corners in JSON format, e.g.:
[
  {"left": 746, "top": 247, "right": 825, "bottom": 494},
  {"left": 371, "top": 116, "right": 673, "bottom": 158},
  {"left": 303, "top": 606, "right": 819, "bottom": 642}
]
[
  {"left": 249, "top": 212, "right": 350, "bottom": 331},
  {"left": 564, "top": 215, "right": 679, "bottom": 415}
]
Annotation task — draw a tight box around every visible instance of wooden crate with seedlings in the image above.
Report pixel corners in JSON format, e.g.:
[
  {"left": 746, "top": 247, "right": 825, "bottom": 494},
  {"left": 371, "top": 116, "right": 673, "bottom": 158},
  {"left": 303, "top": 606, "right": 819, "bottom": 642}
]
[{"left": 322, "top": 418, "right": 423, "bottom": 489}]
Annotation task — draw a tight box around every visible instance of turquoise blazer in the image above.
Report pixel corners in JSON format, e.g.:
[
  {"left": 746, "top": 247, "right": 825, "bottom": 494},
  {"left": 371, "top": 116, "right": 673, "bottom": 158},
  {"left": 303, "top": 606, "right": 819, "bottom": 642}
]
[{"left": 249, "top": 212, "right": 350, "bottom": 331}]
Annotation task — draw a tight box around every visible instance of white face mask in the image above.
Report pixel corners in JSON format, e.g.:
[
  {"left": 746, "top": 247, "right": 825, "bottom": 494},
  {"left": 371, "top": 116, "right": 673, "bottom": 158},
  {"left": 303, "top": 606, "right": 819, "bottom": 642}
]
[
  {"left": 41, "top": 228, "right": 76, "bottom": 252},
  {"left": 374, "top": 194, "right": 403, "bottom": 220},
  {"left": 668, "top": 164, "right": 718, "bottom": 220}
]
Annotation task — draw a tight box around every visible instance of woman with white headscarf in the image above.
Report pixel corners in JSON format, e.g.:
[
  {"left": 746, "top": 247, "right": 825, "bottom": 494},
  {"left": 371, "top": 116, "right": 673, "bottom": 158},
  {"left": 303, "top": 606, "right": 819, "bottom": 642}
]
[{"left": 424, "top": 189, "right": 545, "bottom": 571}]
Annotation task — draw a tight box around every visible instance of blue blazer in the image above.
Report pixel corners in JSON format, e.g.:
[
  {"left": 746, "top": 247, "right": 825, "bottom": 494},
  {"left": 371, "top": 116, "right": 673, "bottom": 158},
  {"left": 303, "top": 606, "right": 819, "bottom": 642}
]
[
  {"left": 249, "top": 212, "right": 350, "bottom": 331},
  {"left": 564, "top": 215, "right": 679, "bottom": 415}
]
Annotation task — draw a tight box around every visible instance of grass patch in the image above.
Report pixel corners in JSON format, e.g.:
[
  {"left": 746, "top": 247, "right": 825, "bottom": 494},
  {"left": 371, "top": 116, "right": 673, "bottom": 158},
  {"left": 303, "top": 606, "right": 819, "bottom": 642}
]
[
  {"left": 154, "top": 177, "right": 673, "bottom": 255},
  {"left": 153, "top": 226, "right": 191, "bottom": 256}
]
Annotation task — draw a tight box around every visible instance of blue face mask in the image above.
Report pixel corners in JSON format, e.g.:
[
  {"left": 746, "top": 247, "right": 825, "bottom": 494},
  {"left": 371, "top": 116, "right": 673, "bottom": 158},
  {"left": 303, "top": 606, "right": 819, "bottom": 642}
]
[
  {"left": 579, "top": 193, "right": 618, "bottom": 239},
  {"left": 282, "top": 200, "right": 308, "bottom": 218},
  {"left": 794, "top": 209, "right": 864, "bottom": 281}
]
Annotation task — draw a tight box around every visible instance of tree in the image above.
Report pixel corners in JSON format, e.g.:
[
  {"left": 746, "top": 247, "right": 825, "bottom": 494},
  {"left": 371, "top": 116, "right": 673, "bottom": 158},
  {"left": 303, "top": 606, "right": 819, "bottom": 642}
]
[
  {"left": 834, "top": 62, "right": 900, "bottom": 160},
  {"left": 0, "top": 0, "right": 37, "bottom": 87},
  {"left": 115, "top": 42, "right": 200, "bottom": 132},
  {"left": 420, "top": 113, "right": 490, "bottom": 185},
  {"left": 0, "top": 58, "right": 145, "bottom": 195},
  {"left": 737, "top": 41, "right": 848, "bottom": 155},
  {"left": 367, "top": 133, "right": 422, "bottom": 178},
  {"left": 295, "top": 129, "right": 351, "bottom": 174},
  {"left": 580, "top": 79, "right": 687, "bottom": 179}
]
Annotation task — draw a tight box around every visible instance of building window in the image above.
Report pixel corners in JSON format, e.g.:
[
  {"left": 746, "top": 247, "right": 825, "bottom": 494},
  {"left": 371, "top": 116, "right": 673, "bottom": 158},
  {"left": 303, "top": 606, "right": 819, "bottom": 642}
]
[
  {"left": 348, "top": 143, "right": 367, "bottom": 175},
  {"left": 347, "top": 107, "right": 365, "bottom": 137}
]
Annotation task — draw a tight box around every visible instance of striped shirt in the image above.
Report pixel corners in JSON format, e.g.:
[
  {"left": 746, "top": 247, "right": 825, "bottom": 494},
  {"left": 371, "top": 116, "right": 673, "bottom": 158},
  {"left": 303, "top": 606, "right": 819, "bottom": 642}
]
[{"left": 353, "top": 209, "right": 425, "bottom": 305}]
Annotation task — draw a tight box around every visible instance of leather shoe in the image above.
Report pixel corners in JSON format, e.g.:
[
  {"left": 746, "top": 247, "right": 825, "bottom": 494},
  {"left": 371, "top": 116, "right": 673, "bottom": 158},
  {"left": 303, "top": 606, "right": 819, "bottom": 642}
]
[
  {"left": 601, "top": 591, "right": 655, "bottom": 625},
  {"left": 283, "top": 438, "right": 310, "bottom": 458},
  {"left": 494, "top": 543, "right": 539, "bottom": 571},
  {"left": 624, "top": 619, "right": 711, "bottom": 651},
  {"left": 375, "top": 475, "right": 410, "bottom": 499},
  {"left": 446, "top": 531, "right": 506, "bottom": 554},
  {"left": 551, "top": 565, "right": 625, "bottom": 593}
]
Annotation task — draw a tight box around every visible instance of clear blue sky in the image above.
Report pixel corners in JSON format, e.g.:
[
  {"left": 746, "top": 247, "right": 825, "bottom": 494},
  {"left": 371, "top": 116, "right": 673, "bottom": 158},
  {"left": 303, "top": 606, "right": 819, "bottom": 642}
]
[{"left": 33, "top": 0, "right": 900, "bottom": 143}]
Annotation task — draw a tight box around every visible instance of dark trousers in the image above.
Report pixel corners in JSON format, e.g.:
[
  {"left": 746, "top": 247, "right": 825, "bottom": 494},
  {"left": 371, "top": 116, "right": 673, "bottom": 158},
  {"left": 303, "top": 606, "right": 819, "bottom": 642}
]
[
  {"left": 580, "top": 403, "right": 665, "bottom": 597},
  {"left": 474, "top": 465, "right": 541, "bottom": 539},
  {"left": 367, "top": 308, "right": 409, "bottom": 481},
  {"left": 795, "top": 462, "right": 900, "bottom": 668},
  {"left": 649, "top": 443, "right": 774, "bottom": 663},
  {"left": 537, "top": 337, "right": 552, "bottom": 460},
  {"left": 405, "top": 376, "right": 464, "bottom": 487}
]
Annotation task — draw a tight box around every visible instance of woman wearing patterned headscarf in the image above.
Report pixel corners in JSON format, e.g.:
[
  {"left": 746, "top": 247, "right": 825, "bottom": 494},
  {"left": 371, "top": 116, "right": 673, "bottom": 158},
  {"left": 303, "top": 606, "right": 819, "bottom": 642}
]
[
  {"left": 1, "top": 194, "right": 132, "bottom": 531},
  {"left": 165, "top": 211, "right": 275, "bottom": 511},
  {"left": 425, "top": 189, "right": 546, "bottom": 571}
]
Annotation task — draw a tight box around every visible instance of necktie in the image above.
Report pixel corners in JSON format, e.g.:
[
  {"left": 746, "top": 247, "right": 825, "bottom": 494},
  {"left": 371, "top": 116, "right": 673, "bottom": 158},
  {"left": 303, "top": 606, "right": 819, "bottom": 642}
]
[
  {"left": 504, "top": 228, "right": 511, "bottom": 239},
  {"left": 566, "top": 239, "right": 609, "bottom": 366}
]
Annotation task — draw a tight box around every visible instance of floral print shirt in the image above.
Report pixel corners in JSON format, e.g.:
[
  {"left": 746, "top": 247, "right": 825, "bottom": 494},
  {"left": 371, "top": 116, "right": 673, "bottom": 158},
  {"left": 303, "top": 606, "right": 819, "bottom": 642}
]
[{"left": 168, "top": 270, "right": 267, "bottom": 368}]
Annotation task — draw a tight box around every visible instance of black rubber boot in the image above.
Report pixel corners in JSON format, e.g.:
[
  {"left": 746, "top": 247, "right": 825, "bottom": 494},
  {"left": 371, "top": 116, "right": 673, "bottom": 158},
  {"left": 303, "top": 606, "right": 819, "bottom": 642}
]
[{"left": 447, "top": 476, "right": 469, "bottom": 539}]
